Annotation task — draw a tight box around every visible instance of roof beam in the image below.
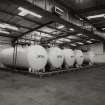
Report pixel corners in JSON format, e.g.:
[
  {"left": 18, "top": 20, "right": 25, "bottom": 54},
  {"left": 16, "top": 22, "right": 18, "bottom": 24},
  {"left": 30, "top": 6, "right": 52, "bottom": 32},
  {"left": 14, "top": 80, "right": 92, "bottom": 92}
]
[
  {"left": 15, "top": 21, "right": 53, "bottom": 39},
  {"left": 0, "top": 18, "right": 31, "bottom": 30},
  {"left": 93, "top": 21, "right": 105, "bottom": 25},
  {"left": 0, "top": 33, "right": 16, "bottom": 38},
  {"left": 43, "top": 32, "right": 78, "bottom": 43},
  {"left": 0, "top": 9, "right": 77, "bottom": 39},
  {"left": 0, "top": 9, "right": 40, "bottom": 25},
  {"left": 2, "top": 0, "right": 85, "bottom": 31}
]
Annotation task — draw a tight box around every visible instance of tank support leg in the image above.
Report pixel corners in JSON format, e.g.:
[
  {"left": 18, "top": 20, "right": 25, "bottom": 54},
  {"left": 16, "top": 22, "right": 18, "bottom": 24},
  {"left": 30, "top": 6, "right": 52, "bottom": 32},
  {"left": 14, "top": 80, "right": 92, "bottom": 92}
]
[
  {"left": 89, "top": 62, "right": 93, "bottom": 66},
  {"left": 43, "top": 68, "right": 45, "bottom": 72},
  {"left": 75, "top": 64, "right": 79, "bottom": 68}
]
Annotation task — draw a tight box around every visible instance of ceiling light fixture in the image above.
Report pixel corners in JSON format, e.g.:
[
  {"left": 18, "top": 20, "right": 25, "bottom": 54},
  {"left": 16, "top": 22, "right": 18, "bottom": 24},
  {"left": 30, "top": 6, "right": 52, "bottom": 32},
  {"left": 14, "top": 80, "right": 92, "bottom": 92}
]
[
  {"left": 86, "top": 41, "right": 92, "bottom": 43},
  {"left": 80, "top": 18, "right": 83, "bottom": 20},
  {"left": 69, "top": 28, "right": 74, "bottom": 31},
  {"left": 56, "top": 40, "right": 63, "bottom": 43},
  {"left": 90, "top": 39, "right": 95, "bottom": 41},
  {"left": 64, "top": 38, "right": 71, "bottom": 42},
  {"left": 77, "top": 42, "right": 84, "bottom": 45},
  {"left": 40, "top": 33, "right": 52, "bottom": 38},
  {"left": 70, "top": 44, "right": 76, "bottom": 46},
  {"left": 57, "top": 25, "right": 64, "bottom": 29},
  {"left": 87, "top": 14, "right": 105, "bottom": 19},
  {"left": 18, "top": 7, "right": 42, "bottom": 18},
  {"left": 0, "top": 23, "right": 18, "bottom": 31},
  {"left": 67, "top": 36, "right": 78, "bottom": 39},
  {"left": 102, "top": 28, "right": 105, "bottom": 30},
  {"left": 76, "top": 33, "right": 83, "bottom": 36},
  {"left": 58, "top": 38, "right": 71, "bottom": 42},
  {"left": 59, "top": 38, "right": 71, "bottom": 42},
  {"left": 0, "top": 28, "right": 10, "bottom": 34}
]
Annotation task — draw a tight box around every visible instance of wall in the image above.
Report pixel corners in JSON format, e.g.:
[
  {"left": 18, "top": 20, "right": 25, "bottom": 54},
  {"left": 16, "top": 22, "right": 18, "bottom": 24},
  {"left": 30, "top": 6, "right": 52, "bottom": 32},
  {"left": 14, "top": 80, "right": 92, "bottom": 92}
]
[
  {"left": 0, "top": 45, "right": 11, "bottom": 51},
  {"left": 89, "top": 43, "right": 105, "bottom": 63},
  {"left": 81, "top": 42, "right": 105, "bottom": 63}
]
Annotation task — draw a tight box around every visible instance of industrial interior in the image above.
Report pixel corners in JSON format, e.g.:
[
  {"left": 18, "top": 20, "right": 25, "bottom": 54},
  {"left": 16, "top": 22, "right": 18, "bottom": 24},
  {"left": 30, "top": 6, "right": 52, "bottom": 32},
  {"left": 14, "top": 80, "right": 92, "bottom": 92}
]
[{"left": 0, "top": 0, "right": 105, "bottom": 105}]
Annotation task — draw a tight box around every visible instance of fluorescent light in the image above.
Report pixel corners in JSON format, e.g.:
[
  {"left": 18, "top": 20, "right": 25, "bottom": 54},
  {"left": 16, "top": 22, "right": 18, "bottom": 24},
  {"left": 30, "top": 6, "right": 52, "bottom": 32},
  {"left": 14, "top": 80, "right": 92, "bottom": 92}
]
[
  {"left": 77, "top": 33, "right": 83, "bottom": 36},
  {"left": 5, "top": 24, "right": 18, "bottom": 31},
  {"left": 90, "top": 39, "right": 95, "bottom": 41},
  {"left": 58, "top": 38, "right": 71, "bottom": 42},
  {"left": 86, "top": 41, "right": 92, "bottom": 43},
  {"left": 39, "top": 27, "right": 55, "bottom": 33},
  {"left": 70, "top": 44, "right": 76, "bottom": 46},
  {"left": 76, "top": 42, "right": 84, "bottom": 45},
  {"left": 63, "top": 38, "right": 71, "bottom": 42},
  {"left": 0, "top": 23, "right": 18, "bottom": 31},
  {"left": 57, "top": 25, "right": 64, "bottom": 29},
  {"left": 0, "top": 29, "right": 10, "bottom": 34},
  {"left": 18, "top": 7, "right": 42, "bottom": 18},
  {"left": 67, "top": 36, "right": 78, "bottom": 39},
  {"left": 31, "top": 31, "right": 52, "bottom": 38},
  {"left": 87, "top": 14, "right": 105, "bottom": 19},
  {"left": 0, "top": 24, "right": 6, "bottom": 28},
  {"left": 102, "top": 28, "right": 105, "bottom": 30},
  {"left": 41, "top": 33, "right": 52, "bottom": 38},
  {"left": 69, "top": 28, "right": 74, "bottom": 31},
  {"left": 80, "top": 18, "right": 83, "bottom": 20},
  {"left": 56, "top": 40, "right": 63, "bottom": 43}
]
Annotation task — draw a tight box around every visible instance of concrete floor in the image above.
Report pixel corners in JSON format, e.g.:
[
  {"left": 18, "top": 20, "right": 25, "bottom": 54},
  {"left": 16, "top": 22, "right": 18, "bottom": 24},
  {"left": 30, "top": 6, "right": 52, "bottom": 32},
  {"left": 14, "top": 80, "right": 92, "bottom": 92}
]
[{"left": 0, "top": 65, "right": 105, "bottom": 105}]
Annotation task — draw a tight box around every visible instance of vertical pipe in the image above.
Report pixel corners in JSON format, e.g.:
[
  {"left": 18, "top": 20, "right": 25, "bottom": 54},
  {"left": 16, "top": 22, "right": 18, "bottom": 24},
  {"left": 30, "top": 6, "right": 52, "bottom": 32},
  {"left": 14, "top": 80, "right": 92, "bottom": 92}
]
[{"left": 12, "top": 44, "right": 17, "bottom": 70}]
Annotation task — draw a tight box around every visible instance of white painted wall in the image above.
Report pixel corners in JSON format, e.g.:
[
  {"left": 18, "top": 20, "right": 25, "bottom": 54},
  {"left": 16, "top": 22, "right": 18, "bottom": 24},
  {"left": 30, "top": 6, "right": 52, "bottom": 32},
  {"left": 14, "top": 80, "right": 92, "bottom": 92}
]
[
  {"left": 95, "top": 54, "right": 105, "bottom": 63},
  {"left": 82, "top": 42, "right": 105, "bottom": 63},
  {"left": 89, "top": 43, "right": 103, "bottom": 54},
  {"left": 0, "top": 45, "right": 11, "bottom": 51}
]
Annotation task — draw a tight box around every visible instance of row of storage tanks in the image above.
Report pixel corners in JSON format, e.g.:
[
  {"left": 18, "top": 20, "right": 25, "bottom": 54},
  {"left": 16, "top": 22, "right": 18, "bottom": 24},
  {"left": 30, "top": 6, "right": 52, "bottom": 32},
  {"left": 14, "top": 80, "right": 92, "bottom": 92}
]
[{"left": 0, "top": 45, "right": 95, "bottom": 72}]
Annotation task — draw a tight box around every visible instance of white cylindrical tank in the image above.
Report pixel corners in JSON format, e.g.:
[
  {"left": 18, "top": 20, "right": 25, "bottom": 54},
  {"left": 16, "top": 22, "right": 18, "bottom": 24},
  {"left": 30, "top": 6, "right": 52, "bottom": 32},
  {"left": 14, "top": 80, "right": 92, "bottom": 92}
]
[
  {"left": 84, "top": 51, "right": 95, "bottom": 65},
  {"left": 0, "top": 45, "right": 48, "bottom": 71},
  {"left": 47, "top": 47, "right": 64, "bottom": 69},
  {"left": 74, "top": 50, "right": 84, "bottom": 66},
  {"left": 63, "top": 48, "right": 75, "bottom": 67}
]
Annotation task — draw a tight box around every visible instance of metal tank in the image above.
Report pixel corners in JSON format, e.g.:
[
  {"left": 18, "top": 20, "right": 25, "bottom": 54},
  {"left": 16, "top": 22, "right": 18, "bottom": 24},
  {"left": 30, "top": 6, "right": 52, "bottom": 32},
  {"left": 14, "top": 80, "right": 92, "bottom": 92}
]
[
  {"left": 74, "top": 50, "right": 84, "bottom": 67},
  {"left": 84, "top": 51, "right": 95, "bottom": 65},
  {"left": 63, "top": 48, "right": 75, "bottom": 68},
  {"left": 47, "top": 47, "right": 64, "bottom": 70},
  {"left": 0, "top": 45, "right": 48, "bottom": 72}
]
